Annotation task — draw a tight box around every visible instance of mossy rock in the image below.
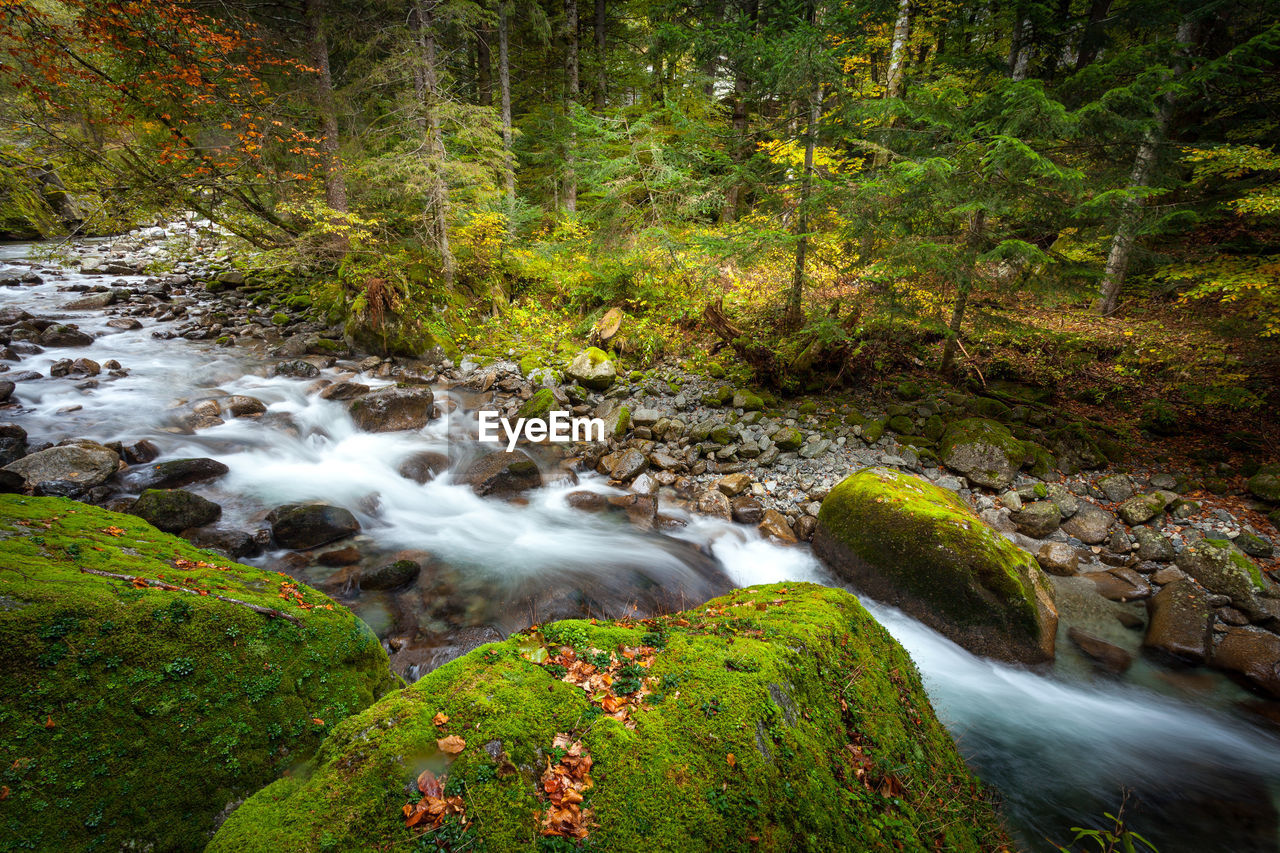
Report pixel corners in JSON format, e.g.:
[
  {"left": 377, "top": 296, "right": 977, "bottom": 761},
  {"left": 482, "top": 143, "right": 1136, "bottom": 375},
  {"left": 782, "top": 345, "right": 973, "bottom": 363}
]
[
  {"left": 517, "top": 353, "right": 541, "bottom": 377},
  {"left": 773, "top": 427, "right": 802, "bottom": 452},
  {"left": 887, "top": 415, "right": 914, "bottom": 435},
  {"left": 1048, "top": 422, "right": 1107, "bottom": 474},
  {"left": 813, "top": 468, "right": 1057, "bottom": 664},
  {"left": 516, "top": 388, "right": 561, "bottom": 421},
  {"left": 938, "top": 419, "right": 1026, "bottom": 490},
  {"left": 343, "top": 317, "right": 442, "bottom": 360},
  {"left": 1248, "top": 463, "right": 1280, "bottom": 504},
  {"left": 270, "top": 312, "right": 290, "bottom": 326},
  {"left": 965, "top": 397, "right": 1011, "bottom": 420},
  {"left": 798, "top": 401, "right": 818, "bottom": 416},
  {"left": 862, "top": 418, "right": 887, "bottom": 444},
  {"left": 732, "top": 389, "right": 764, "bottom": 411},
  {"left": 565, "top": 347, "right": 617, "bottom": 391},
  {"left": 209, "top": 584, "right": 1007, "bottom": 853},
  {"left": 0, "top": 496, "right": 401, "bottom": 852}
]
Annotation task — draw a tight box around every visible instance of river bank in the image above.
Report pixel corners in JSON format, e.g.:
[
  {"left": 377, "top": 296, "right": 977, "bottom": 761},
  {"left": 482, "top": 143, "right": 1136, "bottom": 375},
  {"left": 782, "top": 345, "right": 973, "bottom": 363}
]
[{"left": 2, "top": 229, "right": 1280, "bottom": 850}]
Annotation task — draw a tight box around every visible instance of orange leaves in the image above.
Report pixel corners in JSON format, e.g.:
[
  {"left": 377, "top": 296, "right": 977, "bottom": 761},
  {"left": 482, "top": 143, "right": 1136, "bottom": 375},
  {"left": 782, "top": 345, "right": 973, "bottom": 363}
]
[
  {"left": 402, "top": 767, "right": 466, "bottom": 830},
  {"left": 43, "top": 716, "right": 55, "bottom": 729},
  {"left": 437, "top": 735, "right": 466, "bottom": 755},
  {"left": 531, "top": 643, "right": 658, "bottom": 729},
  {"left": 100, "top": 526, "right": 125, "bottom": 537},
  {"left": 310, "top": 718, "right": 324, "bottom": 726},
  {"left": 173, "top": 557, "right": 224, "bottom": 571},
  {"left": 539, "top": 736, "right": 594, "bottom": 839},
  {"left": 726, "top": 753, "right": 737, "bottom": 768},
  {"left": 432, "top": 712, "right": 449, "bottom": 727}
]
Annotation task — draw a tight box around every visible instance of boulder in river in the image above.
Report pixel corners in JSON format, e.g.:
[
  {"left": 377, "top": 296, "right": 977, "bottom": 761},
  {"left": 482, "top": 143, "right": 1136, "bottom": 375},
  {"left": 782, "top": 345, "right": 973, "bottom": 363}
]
[
  {"left": 813, "top": 466, "right": 1057, "bottom": 664},
  {"left": 349, "top": 385, "right": 435, "bottom": 432},
  {"left": 0, "top": 495, "right": 399, "bottom": 853},
  {"left": 3, "top": 442, "right": 119, "bottom": 492},
  {"left": 268, "top": 503, "right": 361, "bottom": 550},
  {"left": 133, "top": 457, "right": 229, "bottom": 490},
  {"left": 938, "top": 418, "right": 1025, "bottom": 489},
  {"left": 361, "top": 559, "right": 421, "bottom": 591},
  {"left": 565, "top": 346, "right": 617, "bottom": 390},
  {"left": 207, "top": 583, "right": 1008, "bottom": 853},
  {"left": 39, "top": 323, "right": 93, "bottom": 347},
  {"left": 129, "top": 488, "right": 222, "bottom": 532},
  {"left": 1060, "top": 500, "right": 1115, "bottom": 545},
  {"left": 1175, "top": 538, "right": 1275, "bottom": 619},
  {"left": 1143, "top": 577, "right": 1213, "bottom": 664},
  {"left": 462, "top": 450, "right": 542, "bottom": 497},
  {"left": 0, "top": 422, "right": 27, "bottom": 466},
  {"left": 1211, "top": 626, "right": 1280, "bottom": 698}
]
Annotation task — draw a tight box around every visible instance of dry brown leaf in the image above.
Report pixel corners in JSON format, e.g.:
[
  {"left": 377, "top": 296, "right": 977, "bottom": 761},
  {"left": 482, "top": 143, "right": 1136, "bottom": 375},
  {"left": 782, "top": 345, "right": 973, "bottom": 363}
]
[
  {"left": 432, "top": 711, "right": 449, "bottom": 727},
  {"left": 417, "top": 768, "right": 443, "bottom": 798},
  {"left": 437, "top": 734, "right": 466, "bottom": 755}
]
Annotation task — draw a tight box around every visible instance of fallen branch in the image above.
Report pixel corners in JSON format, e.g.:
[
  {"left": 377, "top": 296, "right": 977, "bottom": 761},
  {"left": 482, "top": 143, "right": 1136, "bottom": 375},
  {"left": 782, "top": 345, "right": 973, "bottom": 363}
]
[
  {"left": 79, "top": 566, "right": 303, "bottom": 626},
  {"left": 955, "top": 339, "right": 985, "bottom": 388},
  {"left": 701, "top": 298, "right": 782, "bottom": 386}
]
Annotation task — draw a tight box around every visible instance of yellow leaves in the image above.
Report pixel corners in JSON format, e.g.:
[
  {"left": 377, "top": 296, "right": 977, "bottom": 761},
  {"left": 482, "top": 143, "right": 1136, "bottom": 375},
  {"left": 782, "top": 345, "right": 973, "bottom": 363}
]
[
  {"left": 726, "top": 753, "right": 737, "bottom": 768},
  {"left": 100, "top": 526, "right": 125, "bottom": 537},
  {"left": 432, "top": 712, "right": 449, "bottom": 727}
]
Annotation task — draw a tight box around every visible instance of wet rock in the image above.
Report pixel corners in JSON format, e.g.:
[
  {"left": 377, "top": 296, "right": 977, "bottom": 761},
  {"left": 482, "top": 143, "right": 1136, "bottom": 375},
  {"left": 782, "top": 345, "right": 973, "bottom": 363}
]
[
  {"left": 4, "top": 443, "right": 119, "bottom": 491},
  {"left": 106, "top": 317, "right": 142, "bottom": 331},
  {"left": 793, "top": 515, "right": 817, "bottom": 541},
  {"left": 1247, "top": 463, "right": 1280, "bottom": 503},
  {"left": 462, "top": 450, "right": 542, "bottom": 497},
  {"left": 225, "top": 395, "right": 267, "bottom": 417},
  {"left": 268, "top": 503, "right": 361, "bottom": 549},
  {"left": 608, "top": 448, "right": 647, "bottom": 481},
  {"left": 134, "top": 457, "right": 229, "bottom": 490},
  {"left": 349, "top": 385, "right": 435, "bottom": 432},
  {"left": 362, "top": 559, "right": 421, "bottom": 591},
  {"left": 565, "top": 347, "right": 616, "bottom": 390},
  {"left": 1211, "top": 627, "right": 1280, "bottom": 698},
  {"left": 813, "top": 467, "right": 1056, "bottom": 664},
  {"left": 1010, "top": 500, "right": 1060, "bottom": 538},
  {"left": 715, "top": 472, "right": 751, "bottom": 497},
  {"left": 1117, "top": 492, "right": 1169, "bottom": 526},
  {"left": 319, "top": 381, "right": 370, "bottom": 401},
  {"left": 731, "top": 495, "right": 764, "bottom": 525},
  {"left": 63, "top": 291, "right": 114, "bottom": 310},
  {"left": 1060, "top": 501, "right": 1115, "bottom": 545},
  {"left": 273, "top": 359, "right": 320, "bottom": 379},
  {"left": 129, "top": 489, "right": 222, "bottom": 533},
  {"left": 1151, "top": 566, "right": 1185, "bottom": 585},
  {"left": 1089, "top": 567, "right": 1151, "bottom": 602},
  {"left": 1035, "top": 542, "right": 1079, "bottom": 576},
  {"left": 1096, "top": 474, "right": 1134, "bottom": 503},
  {"left": 693, "top": 489, "right": 732, "bottom": 520},
  {"left": 1067, "top": 627, "right": 1132, "bottom": 673},
  {"left": 606, "top": 493, "right": 658, "bottom": 529},
  {"left": 121, "top": 439, "right": 160, "bottom": 465},
  {"left": 50, "top": 358, "right": 100, "bottom": 378},
  {"left": 0, "top": 423, "right": 27, "bottom": 466},
  {"left": 758, "top": 509, "right": 797, "bottom": 544},
  {"left": 39, "top": 324, "right": 93, "bottom": 347},
  {"left": 1144, "top": 577, "right": 1212, "bottom": 664},
  {"left": 181, "top": 526, "right": 260, "bottom": 559},
  {"left": 1176, "top": 539, "right": 1273, "bottom": 618},
  {"left": 397, "top": 451, "right": 450, "bottom": 484},
  {"left": 0, "top": 469, "right": 24, "bottom": 493},
  {"left": 566, "top": 490, "right": 607, "bottom": 512}
]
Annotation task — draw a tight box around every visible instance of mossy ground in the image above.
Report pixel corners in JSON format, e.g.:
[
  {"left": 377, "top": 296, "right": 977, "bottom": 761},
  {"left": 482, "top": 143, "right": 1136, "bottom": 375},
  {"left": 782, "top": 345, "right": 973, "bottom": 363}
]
[
  {"left": 0, "top": 496, "right": 402, "bottom": 852},
  {"left": 815, "top": 468, "right": 1053, "bottom": 662},
  {"left": 210, "top": 583, "right": 1008, "bottom": 853}
]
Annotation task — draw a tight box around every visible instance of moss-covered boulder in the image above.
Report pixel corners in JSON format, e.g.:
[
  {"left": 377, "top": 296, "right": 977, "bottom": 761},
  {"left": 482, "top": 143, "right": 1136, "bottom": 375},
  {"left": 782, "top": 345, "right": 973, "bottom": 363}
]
[
  {"left": 938, "top": 419, "right": 1025, "bottom": 489},
  {"left": 1248, "top": 463, "right": 1280, "bottom": 503},
  {"left": 516, "top": 387, "right": 558, "bottom": 420},
  {"left": 209, "top": 583, "right": 1007, "bottom": 853},
  {"left": 565, "top": 346, "right": 617, "bottom": 390},
  {"left": 0, "top": 496, "right": 401, "bottom": 852},
  {"left": 813, "top": 468, "right": 1057, "bottom": 664}
]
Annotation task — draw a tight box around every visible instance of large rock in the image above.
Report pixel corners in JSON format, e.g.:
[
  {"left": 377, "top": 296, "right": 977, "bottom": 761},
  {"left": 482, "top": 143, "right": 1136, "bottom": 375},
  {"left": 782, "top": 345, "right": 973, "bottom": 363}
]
[
  {"left": 1010, "top": 500, "right": 1060, "bottom": 538},
  {"left": 1248, "top": 463, "right": 1280, "bottom": 503},
  {"left": 0, "top": 495, "right": 399, "bottom": 853},
  {"left": 1143, "top": 577, "right": 1212, "bottom": 663},
  {"left": 813, "top": 467, "right": 1057, "bottom": 664},
  {"left": 39, "top": 323, "right": 93, "bottom": 347},
  {"left": 129, "top": 488, "right": 222, "bottom": 532},
  {"left": 462, "top": 450, "right": 542, "bottom": 497},
  {"left": 349, "top": 385, "right": 435, "bottom": 432},
  {"left": 938, "top": 418, "right": 1025, "bottom": 489},
  {"left": 0, "top": 422, "right": 27, "bottom": 466},
  {"left": 4, "top": 443, "right": 119, "bottom": 492},
  {"left": 1060, "top": 501, "right": 1115, "bottom": 545},
  {"left": 208, "top": 584, "right": 1007, "bottom": 853},
  {"left": 1116, "top": 492, "right": 1170, "bottom": 526},
  {"left": 269, "top": 503, "right": 361, "bottom": 549},
  {"left": 565, "top": 346, "right": 617, "bottom": 390},
  {"left": 1176, "top": 539, "right": 1274, "bottom": 618},
  {"left": 132, "top": 457, "right": 229, "bottom": 490},
  {"left": 1211, "top": 627, "right": 1280, "bottom": 698}
]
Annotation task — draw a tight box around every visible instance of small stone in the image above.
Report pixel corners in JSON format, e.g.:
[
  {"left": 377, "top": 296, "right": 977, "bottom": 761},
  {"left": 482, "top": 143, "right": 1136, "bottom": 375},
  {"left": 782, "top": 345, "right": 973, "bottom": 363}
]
[
  {"left": 1067, "top": 627, "right": 1132, "bottom": 673},
  {"left": 715, "top": 472, "right": 751, "bottom": 497},
  {"left": 1035, "top": 542, "right": 1079, "bottom": 576}
]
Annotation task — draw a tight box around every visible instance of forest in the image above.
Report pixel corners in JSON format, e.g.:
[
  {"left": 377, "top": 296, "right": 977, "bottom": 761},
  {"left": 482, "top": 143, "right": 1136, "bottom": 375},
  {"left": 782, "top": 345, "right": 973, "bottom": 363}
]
[
  {"left": 2, "top": 0, "right": 1278, "bottom": 429},
  {"left": 3, "top": 1, "right": 1280, "bottom": 852}
]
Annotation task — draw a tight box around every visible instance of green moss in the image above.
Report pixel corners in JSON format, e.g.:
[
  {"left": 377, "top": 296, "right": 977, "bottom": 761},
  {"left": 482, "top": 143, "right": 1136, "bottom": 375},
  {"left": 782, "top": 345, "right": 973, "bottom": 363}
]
[
  {"left": 814, "top": 468, "right": 1054, "bottom": 664},
  {"left": 798, "top": 401, "right": 818, "bottom": 416},
  {"left": 284, "top": 294, "right": 312, "bottom": 310},
  {"left": 0, "top": 496, "right": 401, "bottom": 852},
  {"left": 270, "top": 312, "right": 290, "bottom": 326},
  {"left": 862, "top": 419, "right": 886, "bottom": 443},
  {"left": 518, "top": 354, "right": 541, "bottom": 377},
  {"left": 209, "top": 584, "right": 1006, "bottom": 853},
  {"left": 516, "top": 388, "right": 559, "bottom": 420}
]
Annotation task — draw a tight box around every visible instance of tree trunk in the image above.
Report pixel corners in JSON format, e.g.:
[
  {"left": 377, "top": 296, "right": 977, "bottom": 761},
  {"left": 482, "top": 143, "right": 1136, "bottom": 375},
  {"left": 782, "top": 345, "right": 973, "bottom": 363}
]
[
  {"left": 721, "top": 0, "right": 757, "bottom": 222},
  {"left": 593, "top": 0, "right": 606, "bottom": 111},
  {"left": 499, "top": 3, "right": 515, "bottom": 217},
  {"left": 563, "top": 0, "right": 579, "bottom": 213},
  {"left": 1097, "top": 18, "right": 1194, "bottom": 316},
  {"left": 1010, "top": 17, "right": 1033, "bottom": 80},
  {"left": 874, "top": 0, "right": 909, "bottom": 169},
  {"left": 785, "top": 81, "right": 821, "bottom": 331},
  {"left": 940, "top": 209, "right": 986, "bottom": 375},
  {"left": 477, "top": 24, "right": 493, "bottom": 106},
  {"left": 303, "top": 0, "right": 348, "bottom": 252},
  {"left": 411, "top": 0, "right": 456, "bottom": 287},
  {"left": 1075, "top": 0, "right": 1113, "bottom": 71}
]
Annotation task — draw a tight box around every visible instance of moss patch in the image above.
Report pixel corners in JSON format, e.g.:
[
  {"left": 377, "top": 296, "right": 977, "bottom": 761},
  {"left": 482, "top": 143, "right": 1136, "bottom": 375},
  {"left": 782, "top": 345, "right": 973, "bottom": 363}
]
[
  {"left": 209, "top": 584, "right": 1007, "bottom": 853},
  {"left": 813, "top": 468, "right": 1055, "bottom": 664},
  {"left": 0, "top": 496, "right": 401, "bottom": 852}
]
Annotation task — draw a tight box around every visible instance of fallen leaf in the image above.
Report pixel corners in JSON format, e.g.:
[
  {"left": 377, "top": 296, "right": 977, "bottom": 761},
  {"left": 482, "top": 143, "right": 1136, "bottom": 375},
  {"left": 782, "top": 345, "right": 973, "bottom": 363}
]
[
  {"left": 432, "top": 712, "right": 449, "bottom": 727},
  {"left": 101, "top": 526, "right": 125, "bottom": 537},
  {"left": 437, "top": 734, "right": 466, "bottom": 755},
  {"left": 311, "top": 718, "right": 324, "bottom": 725},
  {"left": 44, "top": 717, "right": 54, "bottom": 729},
  {"left": 727, "top": 753, "right": 737, "bottom": 768},
  {"left": 417, "top": 768, "right": 443, "bottom": 798}
]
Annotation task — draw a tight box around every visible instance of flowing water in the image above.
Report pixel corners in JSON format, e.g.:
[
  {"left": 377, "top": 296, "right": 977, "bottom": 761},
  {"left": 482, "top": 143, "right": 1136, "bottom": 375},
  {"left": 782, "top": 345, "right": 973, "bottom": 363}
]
[{"left": 3, "top": 242, "right": 1279, "bottom": 851}]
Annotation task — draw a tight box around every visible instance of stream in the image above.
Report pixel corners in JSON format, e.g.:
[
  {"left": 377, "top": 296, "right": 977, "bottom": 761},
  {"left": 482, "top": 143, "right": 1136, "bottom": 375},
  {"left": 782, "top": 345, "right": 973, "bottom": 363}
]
[{"left": 2, "top": 242, "right": 1279, "bottom": 852}]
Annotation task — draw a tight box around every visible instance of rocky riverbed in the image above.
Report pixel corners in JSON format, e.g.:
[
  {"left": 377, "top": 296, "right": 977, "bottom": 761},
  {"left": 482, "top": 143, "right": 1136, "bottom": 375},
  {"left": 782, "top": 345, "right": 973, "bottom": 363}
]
[{"left": 3, "top": 226, "right": 1280, "bottom": 850}]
